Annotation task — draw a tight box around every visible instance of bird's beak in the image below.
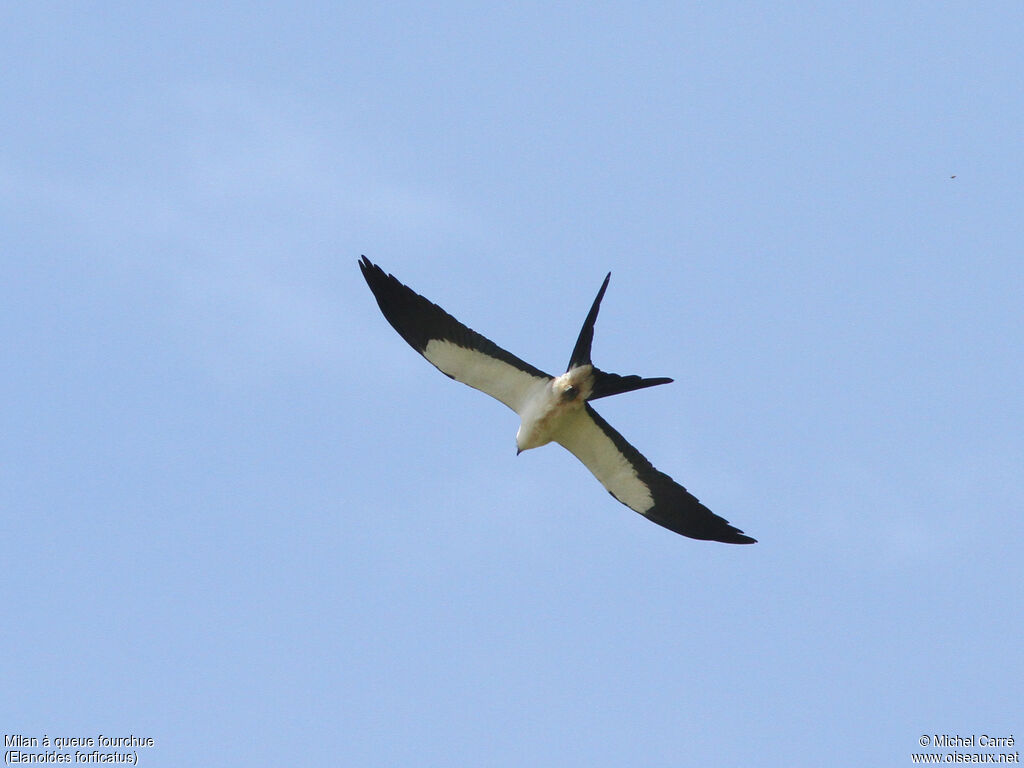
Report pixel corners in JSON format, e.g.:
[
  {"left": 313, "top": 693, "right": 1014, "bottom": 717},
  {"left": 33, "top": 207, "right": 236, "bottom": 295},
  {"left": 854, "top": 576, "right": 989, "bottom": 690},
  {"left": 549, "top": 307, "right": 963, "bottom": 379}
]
[{"left": 516, "top": 447, "right": 522, "bottom": 456}]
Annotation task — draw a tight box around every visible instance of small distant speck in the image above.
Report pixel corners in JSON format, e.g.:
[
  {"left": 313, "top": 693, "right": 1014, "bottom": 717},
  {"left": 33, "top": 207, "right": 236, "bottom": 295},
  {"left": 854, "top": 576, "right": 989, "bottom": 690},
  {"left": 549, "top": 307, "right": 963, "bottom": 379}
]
[{"left": 950, "top": 175, "right": 957, "bottom": 179}]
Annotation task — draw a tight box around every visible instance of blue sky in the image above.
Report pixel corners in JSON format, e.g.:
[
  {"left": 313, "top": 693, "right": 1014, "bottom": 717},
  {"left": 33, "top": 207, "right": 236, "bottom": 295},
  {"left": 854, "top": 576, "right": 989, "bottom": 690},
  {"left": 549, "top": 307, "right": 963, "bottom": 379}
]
[{"left": 3, "top": 2, "right": 1022, "bottom": 766}]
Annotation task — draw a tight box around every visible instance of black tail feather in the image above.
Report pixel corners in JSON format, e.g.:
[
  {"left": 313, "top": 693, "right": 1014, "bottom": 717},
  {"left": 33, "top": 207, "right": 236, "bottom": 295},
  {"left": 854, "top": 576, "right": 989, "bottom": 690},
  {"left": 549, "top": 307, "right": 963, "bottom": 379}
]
[
  {"left": 589, "top": 370, "right": 673, "bottom": 400},
  {"left": 567, "top": 272, "right": 611, "bottom": 370}
]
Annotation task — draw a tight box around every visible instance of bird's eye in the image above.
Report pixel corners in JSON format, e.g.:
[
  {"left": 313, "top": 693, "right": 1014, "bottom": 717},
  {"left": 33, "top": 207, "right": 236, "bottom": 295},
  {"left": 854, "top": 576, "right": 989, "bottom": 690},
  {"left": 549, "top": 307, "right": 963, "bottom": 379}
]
[{"left": 563, "top": 385, "right": 579, "bottom": 400}]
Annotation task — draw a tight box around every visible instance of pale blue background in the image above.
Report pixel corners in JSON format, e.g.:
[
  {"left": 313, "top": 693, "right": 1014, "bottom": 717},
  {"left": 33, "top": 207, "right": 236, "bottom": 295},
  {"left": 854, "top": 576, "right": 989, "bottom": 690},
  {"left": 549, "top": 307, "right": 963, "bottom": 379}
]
[{"left": 3, "top": 3, "right": 1022, "bottom": 766}]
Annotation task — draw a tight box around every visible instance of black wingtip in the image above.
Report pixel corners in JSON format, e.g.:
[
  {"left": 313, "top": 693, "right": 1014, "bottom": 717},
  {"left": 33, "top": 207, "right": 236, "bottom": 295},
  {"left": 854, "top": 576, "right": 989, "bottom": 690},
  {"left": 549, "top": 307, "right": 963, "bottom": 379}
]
[
  {"left": 700, "top": 519, "right": 757, "bottom": 544},
  {"left": 649, "top": 511, "right": 757, "bottom": 544},
  {"left": 357, "top": 255, "right": 434, "bottom": 353},
  {"left": 693, "top": 516, "right": 758, "bottom": 545},
  {"left": 358, "top": 254, "right": 379, "bottom": 281},
  {"left": 724, "top": 532, "right": 757, "bottom": 545}
]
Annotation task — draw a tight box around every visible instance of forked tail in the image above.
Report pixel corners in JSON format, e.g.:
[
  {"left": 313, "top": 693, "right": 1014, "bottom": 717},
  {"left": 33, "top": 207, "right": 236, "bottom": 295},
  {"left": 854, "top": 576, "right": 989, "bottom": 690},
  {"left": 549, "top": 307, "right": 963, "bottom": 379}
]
[{"left": 568, "top": 273, "right": 673, "bottom": 401}]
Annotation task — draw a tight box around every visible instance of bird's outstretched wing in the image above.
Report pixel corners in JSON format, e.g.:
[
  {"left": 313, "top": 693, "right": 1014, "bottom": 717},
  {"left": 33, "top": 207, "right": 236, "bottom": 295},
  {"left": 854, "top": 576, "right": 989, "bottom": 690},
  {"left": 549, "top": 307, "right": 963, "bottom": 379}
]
[
  {"left": 556, "top": 404, "right": 756, "bottom": 543},
  {"left": 359, "top": 256, "right": 551, "bottom": 412}
]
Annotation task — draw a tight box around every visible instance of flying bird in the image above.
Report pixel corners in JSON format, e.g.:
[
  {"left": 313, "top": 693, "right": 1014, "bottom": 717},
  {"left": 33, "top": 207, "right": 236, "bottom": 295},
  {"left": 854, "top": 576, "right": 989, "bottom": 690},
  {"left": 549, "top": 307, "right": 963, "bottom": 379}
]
[{"left": 359, "top": 256, "right": 755, "bottom": 544}]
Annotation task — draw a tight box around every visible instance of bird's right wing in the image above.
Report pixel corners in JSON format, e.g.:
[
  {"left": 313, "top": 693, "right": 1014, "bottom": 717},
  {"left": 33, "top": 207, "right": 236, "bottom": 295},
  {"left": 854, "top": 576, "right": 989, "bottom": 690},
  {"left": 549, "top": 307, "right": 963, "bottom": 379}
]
[
  {"left": 555, "top": 404, "right": 756, "bottom": 544},
  {"left": 359, "top": 257, "right": 551, "bottom": 412}
]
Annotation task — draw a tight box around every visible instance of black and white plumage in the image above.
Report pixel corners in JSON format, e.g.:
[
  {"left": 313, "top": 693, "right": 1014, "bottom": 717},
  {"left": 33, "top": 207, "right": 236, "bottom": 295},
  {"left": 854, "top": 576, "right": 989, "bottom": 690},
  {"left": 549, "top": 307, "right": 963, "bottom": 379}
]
[{"left": 359, "top": 256, "right": 755, "bottom": 545}]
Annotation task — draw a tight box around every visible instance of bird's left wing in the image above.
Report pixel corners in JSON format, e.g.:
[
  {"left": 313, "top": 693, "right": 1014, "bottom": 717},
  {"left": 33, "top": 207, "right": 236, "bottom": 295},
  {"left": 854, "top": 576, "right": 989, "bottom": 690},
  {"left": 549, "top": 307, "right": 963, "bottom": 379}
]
[
  {"left": 359, "top": 257, "right": 551, "bottom": 412},
  {"left": 555, "top": 404, "right": 756, "bottom": 544}
]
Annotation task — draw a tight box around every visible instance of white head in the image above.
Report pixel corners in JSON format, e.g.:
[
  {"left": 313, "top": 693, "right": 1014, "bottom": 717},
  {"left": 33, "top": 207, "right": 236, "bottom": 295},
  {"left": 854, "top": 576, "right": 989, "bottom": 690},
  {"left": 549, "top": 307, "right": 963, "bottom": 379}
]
[{"left": 515, "top": 365, "right": 593, "bottom": 454}]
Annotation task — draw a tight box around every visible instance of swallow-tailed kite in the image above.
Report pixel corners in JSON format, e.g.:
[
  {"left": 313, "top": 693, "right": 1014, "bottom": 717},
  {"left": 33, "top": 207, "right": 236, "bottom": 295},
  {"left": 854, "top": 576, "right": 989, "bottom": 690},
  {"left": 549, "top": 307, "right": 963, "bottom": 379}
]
[{"left": 359, "top": 256, "right": 755, "bottom": 544}]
